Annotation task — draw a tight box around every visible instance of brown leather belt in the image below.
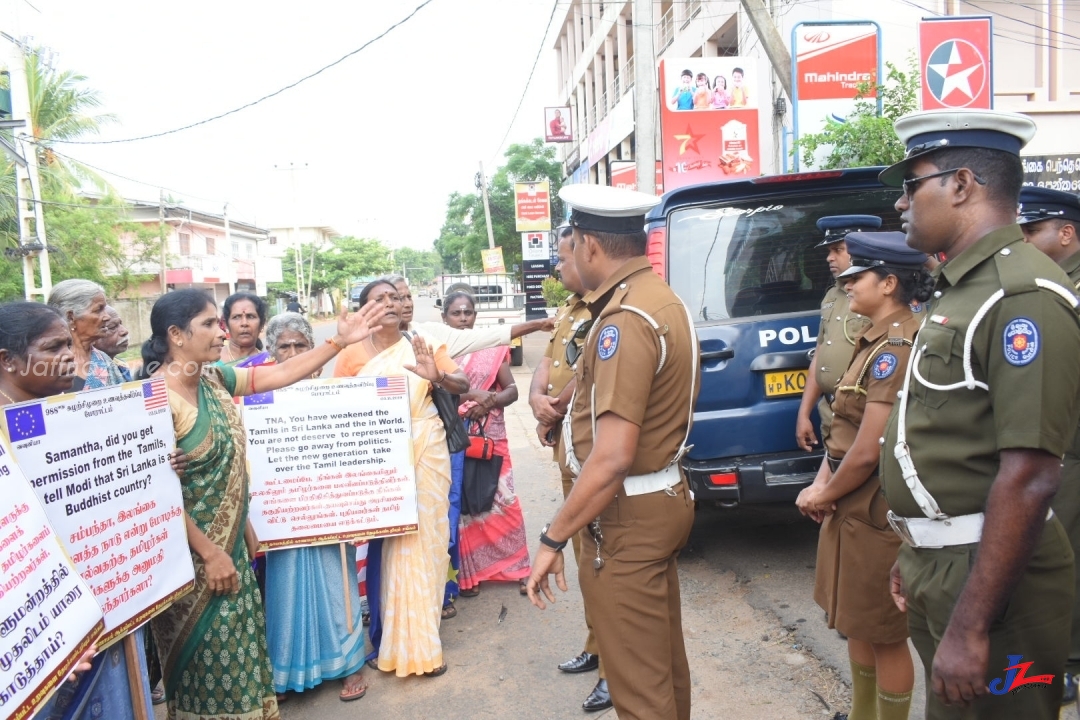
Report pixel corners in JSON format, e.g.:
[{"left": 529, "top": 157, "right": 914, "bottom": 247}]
[{"left": 826, "top": 454, "right": 878, "bottom": 476}]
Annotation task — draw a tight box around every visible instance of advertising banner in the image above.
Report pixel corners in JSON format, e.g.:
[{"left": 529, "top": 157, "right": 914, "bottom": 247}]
[
  {"left": 243, "top": 377, "right": 419, "bottom": 549},
  {"left": 658, "top": 58, "right": 760, "bottom": 192},
  {"left": 3, "top": 379, "right": 195, "bottom": 647},
  {"left": 1022, "top": 154, "right": 1080, "bottom": 192},
  {"left": 918, "top": 16, "right": 993, "bottom": 110},
  {"left": 609, "top": 161, "right": 665, "bottom": 195},
  {"left": 514, "top": 181, "right": 552, "bottom": 232},
  {"left": 481, "top": 247, "right": 506, "bottom": 274},
  {"left": 521, "top": 232, "right": 549, "bottom": 262},
  {"left": 792, "top": 22, "right": 880, "bottom": 169},
  {"left": 522, "top": 259, "right": 551, "bottom": 321},
  {"left": 0, "top": 444, "right": 103, "bottom": 720},
  {"left": 544, "top": 107, "right": 573, "bottom": 143}
]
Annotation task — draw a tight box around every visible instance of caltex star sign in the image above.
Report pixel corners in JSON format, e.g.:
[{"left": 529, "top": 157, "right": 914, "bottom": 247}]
[{"left": 926, "top": 39, "right": 986, "bottom": 107}]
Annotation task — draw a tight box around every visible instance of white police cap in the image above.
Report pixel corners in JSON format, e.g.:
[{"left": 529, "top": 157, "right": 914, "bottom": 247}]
[
  {"left": 559, "top": 184, "right": 661, "bottom": 234},
  {"left": 878, "top": 109, "right": 1037, "bottom": 187}
]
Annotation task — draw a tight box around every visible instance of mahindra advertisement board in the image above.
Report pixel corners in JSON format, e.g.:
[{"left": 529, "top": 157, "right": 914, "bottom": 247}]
[
  {"left": 791, "top": 21, "right": 880, "bottom": 170},
  {"left": 658, "top": 57, "right": 761, "bottom": 192}
]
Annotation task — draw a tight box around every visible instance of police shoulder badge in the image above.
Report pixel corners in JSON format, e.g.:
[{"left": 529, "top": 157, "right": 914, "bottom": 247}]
[
  {"left": 872, "top": 353, "right": 898, "bottom": 379},
  {"left": 1003, "top": 317, "right": 1039, "bottom": 366},
  {"left": 909, "top": 301, "right": 923, "bottom": 314},
  {"left": 597, "top": 325, "right": 619, "bottom": 360}
]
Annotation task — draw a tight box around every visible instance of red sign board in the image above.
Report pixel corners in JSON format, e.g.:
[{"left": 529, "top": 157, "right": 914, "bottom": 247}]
[
  {"left": 609, "top": 161, "right": 664, "bottom": 195},
  {"left": 796, "top": 27, "right": 878, "bottom": 101},
  {"left": 514, "top": 181, "right": 551, "bottom": 232},
  {"left": 918, "top": 17, "right": 993, "bottom": 110}
]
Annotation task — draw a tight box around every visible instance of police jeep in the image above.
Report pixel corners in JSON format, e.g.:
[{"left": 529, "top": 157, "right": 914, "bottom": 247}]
[{"left": 644, "top": 167, "right": 902, "bottom": 507}]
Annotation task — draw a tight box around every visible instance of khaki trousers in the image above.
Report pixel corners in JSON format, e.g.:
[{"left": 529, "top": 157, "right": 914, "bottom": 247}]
[
  {"left": 899, "top": 518, "right": 1074, "bottom": 719},
  {"left": 561, "top": 469, "right": 605, "bottom": 679},
  {"left": 579, "top": 479, "right": 695, "bottom": 720}
]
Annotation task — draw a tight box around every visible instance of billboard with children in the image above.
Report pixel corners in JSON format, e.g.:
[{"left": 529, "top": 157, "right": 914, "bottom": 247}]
[{"left": 658, "top": 58, "right": 761, "bottom": 192}]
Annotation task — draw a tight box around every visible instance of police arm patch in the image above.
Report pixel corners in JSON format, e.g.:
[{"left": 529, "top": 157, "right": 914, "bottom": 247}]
[
  {"left": 1003, "top": 317, "right": 1039, "bottom": 366},
  {"left": 872, "top": 352, "right": 898, "bottom": 379},
  {"left": 597, "top": 325, "right": 619, "bottom": 360}
]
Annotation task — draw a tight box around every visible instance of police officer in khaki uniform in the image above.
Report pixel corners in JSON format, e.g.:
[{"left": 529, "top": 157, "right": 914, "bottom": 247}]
[
  {"left": 527, "top": 226, "right": 609, "bottom": 712},
  {"left": 526, "top": 184, "right": 699, "bottom": 720},
  {"left": 879, "top": 110, "right": 1080, "bottom": 719},
  {"left": 1018, "top": 186, "right": 1080, "bottom": 705},
  {"left": 796, "top": 216, "right": 876, "bottom": 451}
]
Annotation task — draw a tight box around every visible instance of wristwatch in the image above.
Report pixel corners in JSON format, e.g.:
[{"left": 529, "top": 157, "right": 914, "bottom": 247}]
[{"left": 539, "top": 523, "right": 568, "bottom": 552}]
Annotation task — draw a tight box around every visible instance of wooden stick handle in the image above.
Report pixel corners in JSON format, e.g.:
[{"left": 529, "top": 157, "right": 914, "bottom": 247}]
[
  {"left": 124, "top": 633, "right": 150, "bottom": 720},
  {"left": 340, "top": 543, "right": 354, "bottom": 634}
]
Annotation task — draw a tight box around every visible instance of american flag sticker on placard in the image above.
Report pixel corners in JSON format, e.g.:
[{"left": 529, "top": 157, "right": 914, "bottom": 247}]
[
  {"left": 376, "top": 376, "right": 406, "bottom": 397},
  {"left": 143, "top": 378, "right": 169, "bottom": 411}
]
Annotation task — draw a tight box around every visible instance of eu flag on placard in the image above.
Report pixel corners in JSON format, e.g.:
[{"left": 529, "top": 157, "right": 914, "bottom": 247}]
[
  {"left": 5, "top": 403, "right": 46, "bottom": 441},
  {"left": 243, "top": 391, "right": 274, "bottom": 406}
]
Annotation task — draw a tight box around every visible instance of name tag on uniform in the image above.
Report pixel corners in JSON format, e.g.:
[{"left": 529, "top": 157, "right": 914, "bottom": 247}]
[{"left": 930, "top": 314, "right": 949, "bottom": 325}]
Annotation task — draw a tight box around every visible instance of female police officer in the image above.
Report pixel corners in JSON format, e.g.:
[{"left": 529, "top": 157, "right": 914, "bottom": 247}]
[{"left": 797, "top": 232, "right": 933, "bottom": 720}]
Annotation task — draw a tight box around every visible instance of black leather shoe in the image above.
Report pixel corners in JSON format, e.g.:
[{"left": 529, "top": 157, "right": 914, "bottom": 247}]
[
  {"left": 558, "top": 651, "right": 599, "bottom": 674},
  {"left": 582, "top": 679, "right": 612, "bottom": 713},
  {"left": 1063, "top": 672, "right": 1079, "bottom": 705}
]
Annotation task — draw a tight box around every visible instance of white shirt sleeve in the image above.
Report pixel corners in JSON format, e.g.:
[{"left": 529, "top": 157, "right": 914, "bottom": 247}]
[{"left": 415, "top": 321, "right": 512, "bottom": 359}]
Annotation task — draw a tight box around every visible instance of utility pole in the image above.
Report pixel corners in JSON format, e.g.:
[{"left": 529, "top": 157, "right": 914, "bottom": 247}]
[
  {"left": 739, "top": 0, "right": 792, "bottom": 99},
  {"left": 477, "top": 162, "right": 496, "bottom": 250},
  {"left": 633, "top": 0, "right": 657, "bottom": 195},
  {"left": 159, "top": 190, "right": 167, "bottom": 294},
  {"left": 274, "top": 163, "right": 307, "bottom": 310},
  {"left": 223, "top": 202, "right": 234, "bottom": 295},
  {"left": 7, "top": 42, "right": 52, "bottom": 300}
]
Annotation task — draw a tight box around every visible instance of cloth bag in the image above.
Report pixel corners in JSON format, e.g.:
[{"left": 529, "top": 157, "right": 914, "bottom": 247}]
[{"left": 462, "top": 452, "right": 502, "bottom": 517}]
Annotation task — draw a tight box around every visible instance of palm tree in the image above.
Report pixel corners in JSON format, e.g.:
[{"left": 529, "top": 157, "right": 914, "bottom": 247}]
[{"left": 22, "top": 47, "right": 116, "bottom": 197}]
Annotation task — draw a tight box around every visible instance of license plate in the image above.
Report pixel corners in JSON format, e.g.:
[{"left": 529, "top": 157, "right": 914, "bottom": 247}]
[{"left": 764, "top": 370, "right": 807, "bottom": 397}]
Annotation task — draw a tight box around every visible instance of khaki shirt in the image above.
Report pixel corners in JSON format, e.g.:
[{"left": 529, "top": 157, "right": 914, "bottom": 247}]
[
  {"left": 1060, "top": 250, "right": 1080, "bottom": 290},
  {"left": 816, "top": 283, "right": 871, "bottom": 396},
  {"left": 881, "top": 225, "right": 1080, "bottom": 518},
  {"left": 544, "top": 294, "right": 591, "bottom": 398},
  {"left": 824, "top": 308, "right": 919, "bottom": 458},
  {"left": 568, "top": 256, "right": 700, "bottom": 476}
]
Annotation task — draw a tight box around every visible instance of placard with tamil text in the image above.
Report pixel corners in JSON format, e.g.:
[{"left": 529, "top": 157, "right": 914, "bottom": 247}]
[
  {"left": 243, "top": 376, "right": 419, "bottom": 550},
  {"left": 2, "top": 378, "right": 195, "bottom": 647}
]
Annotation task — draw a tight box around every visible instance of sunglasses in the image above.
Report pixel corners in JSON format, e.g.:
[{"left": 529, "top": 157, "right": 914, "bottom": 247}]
[
  {"left": 901, "top": 168, "right": 987, "bottom": 199},
  {"left": 564, "top": 319, "right": 595, "bottom": 367}
]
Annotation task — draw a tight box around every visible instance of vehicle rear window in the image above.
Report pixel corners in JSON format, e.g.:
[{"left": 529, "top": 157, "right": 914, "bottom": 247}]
[{"left": 667, "top": 188, "right": 903, "bottom": 323}]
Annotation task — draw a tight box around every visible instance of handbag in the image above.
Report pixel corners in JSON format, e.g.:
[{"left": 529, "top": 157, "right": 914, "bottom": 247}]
[
  {"left": 465, "top": 418, "right": 495, "bottom": 460},
  {"left": 462, "top": 453, "right": 502, "bottom": 516},
  {"left": 405, "top": 330, "right": 470, "bottom": 455}
]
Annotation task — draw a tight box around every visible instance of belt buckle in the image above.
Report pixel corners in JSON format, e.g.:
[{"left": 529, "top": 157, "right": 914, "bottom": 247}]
[{"left": 887, "top": 511, "right": 916, "bottom": 546}]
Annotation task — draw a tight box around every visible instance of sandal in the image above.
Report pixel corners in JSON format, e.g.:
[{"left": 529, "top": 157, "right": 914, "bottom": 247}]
[
  {"left": 423, "top": 663, "right": 448, "bottom": 678},
  {"left": 459, "top": 586, "right": 480, "bottom": 597},
  {"left": 441, "top": 604, "right": 457, "bottom": 620},
  {"left": 365, "top": 658, "right": 380, "bottom": 671},
  {"left": 275, "top": 692, "right": 289, "bottom": 704},
  {"left": 150, "top": 686, "right": 166, "bottom": 705},
  {"left": 519, "top": 579, "right": 528, "bottom": 596},
  {"left": 339, "top": 675, "right": 367, "bottom": 702}
]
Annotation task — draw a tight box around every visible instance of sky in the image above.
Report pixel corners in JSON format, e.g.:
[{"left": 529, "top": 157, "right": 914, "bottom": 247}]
[{"left": 7, "top": 0, "right": 562, "bottom": 249}]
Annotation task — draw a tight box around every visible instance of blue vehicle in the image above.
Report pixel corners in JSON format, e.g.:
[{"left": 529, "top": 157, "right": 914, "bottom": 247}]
[{"left": 644, "top": 168, "right": 903, "bottom": 507}]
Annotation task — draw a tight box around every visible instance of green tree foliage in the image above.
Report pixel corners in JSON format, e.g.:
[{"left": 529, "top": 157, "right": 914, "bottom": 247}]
[
  {"left": 794, "top": 57, "right": 921, "bottom": 170},
  {"left": 270, "top": 236, "right": 394, "bottom": 299},
  {"left": 436, "top": 139, "right": 564, "bottom": 273},
  {"left": 394, "top": 247, "right": 442, "bottom": 286}
]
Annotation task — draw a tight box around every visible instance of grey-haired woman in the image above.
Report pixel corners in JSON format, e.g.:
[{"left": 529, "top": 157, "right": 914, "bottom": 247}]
[{"left": 47, "top": 278, "right": 123, "bottom": 390}]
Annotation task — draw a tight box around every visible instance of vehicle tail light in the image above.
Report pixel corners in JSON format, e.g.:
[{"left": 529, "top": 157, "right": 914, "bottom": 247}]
[
  {"left": 708, "top": 472, "right": 738, "bottom": 486},
  {"left": 752, "top": 171, "right": 844, "bottom": 183},
  {"left": 647, "top": 227, "right": 667, "bottom": 280}
]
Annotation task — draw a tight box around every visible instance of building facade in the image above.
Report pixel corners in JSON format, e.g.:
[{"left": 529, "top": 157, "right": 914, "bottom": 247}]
[{"left": 554, "top": 0, "right": 1080, "bottom": 185}]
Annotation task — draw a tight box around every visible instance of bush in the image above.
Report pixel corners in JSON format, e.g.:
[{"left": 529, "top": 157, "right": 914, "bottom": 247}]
[{"left": 541, "top": 276, "right": 571, "bottom": 307}]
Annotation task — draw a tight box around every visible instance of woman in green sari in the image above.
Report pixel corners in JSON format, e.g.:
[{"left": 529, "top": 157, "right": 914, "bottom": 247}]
[{"left": 140, "top": 289, "right": 384, "bottom": 720}]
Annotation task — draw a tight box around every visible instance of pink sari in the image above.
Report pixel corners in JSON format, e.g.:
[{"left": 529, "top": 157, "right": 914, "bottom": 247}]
[{"left": 457, "top": 347, "right": 531, "bottom": 589}]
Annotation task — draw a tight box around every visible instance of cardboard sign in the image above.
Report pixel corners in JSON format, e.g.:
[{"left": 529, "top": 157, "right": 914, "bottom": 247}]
[
  {"left": 0, "top": 444, "right": 103, "bottom": 720},
  {"left": 3, "top": 379, "right": 195, "bottom": 647},
  {"left": 243, "top": 377, "right": 419, "bottom": 549}
]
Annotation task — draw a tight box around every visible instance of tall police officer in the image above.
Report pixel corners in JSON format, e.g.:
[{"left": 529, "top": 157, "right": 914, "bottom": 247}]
[
  {"left": 526, "top": 184, "right": 699, "bottom": 720},
  {"left": 795, "top": 215, "right": 877, "bottom": 451},
  {"left": 527, "top": 225, "right": 610, "bottom": 712},
  {"left": 1018, "top": 186, "right": 1080, "bottom": 704},
  {"left": 880, "top": 110, "right": 1080, "bottom": 719}
]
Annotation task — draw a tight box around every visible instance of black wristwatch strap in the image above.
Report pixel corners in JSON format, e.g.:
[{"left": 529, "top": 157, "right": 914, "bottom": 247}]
[{"left": 540, "top": 523, "right": 567, "bottom": 552}]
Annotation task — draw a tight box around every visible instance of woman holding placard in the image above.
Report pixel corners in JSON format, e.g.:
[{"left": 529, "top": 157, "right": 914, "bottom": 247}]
[
  {"left": 139, "top": 289, "right": 385, "bottom": 720},
  {"left": 333, "top": 278, "right": 469, "bottom": 678},
  {"left": 260, "top": 312, "right": 368, "bottom": 702}
]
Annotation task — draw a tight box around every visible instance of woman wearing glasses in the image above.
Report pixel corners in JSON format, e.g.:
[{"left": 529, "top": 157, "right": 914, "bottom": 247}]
[
  {"left": 441, "top": 291, "right": 531, "bottom": 598},
  {"left": 795, "top": 232, "right": 932, "bottom": 720}
]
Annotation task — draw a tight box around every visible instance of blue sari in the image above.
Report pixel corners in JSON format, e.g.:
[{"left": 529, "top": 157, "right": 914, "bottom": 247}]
[{"left": 35, "top": 635, "right": 154, "bottom": 720}]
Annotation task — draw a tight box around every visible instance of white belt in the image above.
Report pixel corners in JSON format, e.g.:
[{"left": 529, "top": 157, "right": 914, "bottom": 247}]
[
  {"left": 888, "top": 508, "right": 1054, "bottom": 548},
  {"left": 622, "top": 464, "right": 682, "bottom": 497}
]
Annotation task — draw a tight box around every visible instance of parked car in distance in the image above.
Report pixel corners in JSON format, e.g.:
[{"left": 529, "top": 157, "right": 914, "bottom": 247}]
[{"left": 645, "top": 167, "right": 903, "bottom": 508}]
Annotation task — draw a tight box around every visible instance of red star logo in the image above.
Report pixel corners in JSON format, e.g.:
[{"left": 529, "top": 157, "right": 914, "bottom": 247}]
[
  {"left": 673, "top": 125, "right": 706, "bottom": 155},
  {"left": 926, "top": 39, "right": 986, "bottom": 107}
]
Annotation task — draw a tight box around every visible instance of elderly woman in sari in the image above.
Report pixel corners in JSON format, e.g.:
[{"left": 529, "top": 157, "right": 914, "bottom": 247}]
[
  {"left": 218, "top": 292, "right": 271, "bottom": 367},
  {"left": 333, "top": 278, "right": 469, "bottom": 677},
  {"left": 47, "top": 279, "right": 125, "bottom": 390},
  {"left": 0, "top": 301, "right": 165, "bottom": 720},
  {"left": 140, "top": 289, "right": 384, "bottom": 720},
  {"left": 261, "top": 312, "right": 368, "bottom": 702}
]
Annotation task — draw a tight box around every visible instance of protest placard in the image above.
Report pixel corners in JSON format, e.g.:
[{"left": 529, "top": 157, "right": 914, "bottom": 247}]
[
  {"left": 2, "top": 378, "right": 195, "bottom": 647},
  {"left": 0, "top": 441, "right": 103, "bottom": 720},
  {"left": 243, "top": 375, "right": 419, "bottom": 549}
]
